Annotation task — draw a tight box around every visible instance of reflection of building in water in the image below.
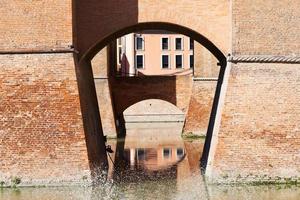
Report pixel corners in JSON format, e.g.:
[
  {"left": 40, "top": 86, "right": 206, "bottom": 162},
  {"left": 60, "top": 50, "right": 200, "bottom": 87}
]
[
  {"left": 106, "top": 129, "right": 205, "bottom": 186},
  {"left": 116, "top": 30, "right": 194, "bottom": 76},
  {"left": 123, "top": 147, "right": 185, "bottom": 171}
]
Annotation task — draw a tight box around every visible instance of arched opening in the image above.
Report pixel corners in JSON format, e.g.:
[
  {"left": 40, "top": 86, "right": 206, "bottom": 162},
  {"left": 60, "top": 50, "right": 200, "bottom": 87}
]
[
  {"left": 80, "top": 22, "right": 226, "bottom": 65},
  {"left": 75, "top": 22, "right": 227, "bottom": 180},
  {"left": 123, "top": 99, "right": 185, "bottom": 132}
]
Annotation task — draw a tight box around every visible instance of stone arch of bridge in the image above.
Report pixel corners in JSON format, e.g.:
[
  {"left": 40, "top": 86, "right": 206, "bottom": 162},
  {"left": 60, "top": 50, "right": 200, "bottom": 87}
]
[
  {"left": 75, "top": 22, "right": 227, "bottom": 174},
  {"left": 123, "top": 98, "right": 183, "bottom": 115},
  {"left": 122, "top": 98, "right": 185, "bottom": 125},
  {"left": 118, "top": 94, "right": 178, "bottom": 117}
]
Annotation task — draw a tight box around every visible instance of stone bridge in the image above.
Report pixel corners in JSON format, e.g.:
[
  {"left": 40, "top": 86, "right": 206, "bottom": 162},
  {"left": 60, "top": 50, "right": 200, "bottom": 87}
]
[
  {"left": 0, "top": 0, "right": 299, "bottom": 185},
  {"left": 97, "top": 75, "right": 216, "bottom": 136}
]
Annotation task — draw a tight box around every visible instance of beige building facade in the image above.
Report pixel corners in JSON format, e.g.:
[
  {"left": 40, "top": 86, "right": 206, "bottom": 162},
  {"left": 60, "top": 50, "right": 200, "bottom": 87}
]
[{"left": 117, "top": 31, "right": 194, "bottom": 76}]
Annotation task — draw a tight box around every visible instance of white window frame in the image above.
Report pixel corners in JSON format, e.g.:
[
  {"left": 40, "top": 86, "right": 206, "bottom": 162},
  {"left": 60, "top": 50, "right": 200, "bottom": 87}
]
[
  {"left": 174, "top": 36, "right": 184, "bottom": 51},
  {"left": 117, "top": 46, "right": 123, "bottom": 65},
  {"left": 175, "top": 53, "right": 184, "bottom": 69},
  {"left": 117, "top": 37, "right": 122, "bottom": 46},
  {"left": 161, "top": 54, "right": 171, "bottom": 69},
  {"left": 189, "top": 53, "right": 194, "bottom": 69},
  {"left": 161, "top": 36, "right": 170, "bottom": 51},
  {"left": 135, "top": 54, "right": 145, "bottom": 69},
  {"left": 117, "top": 37, "right": 124, "bottom": 65},
  {"left": 135, "top": 35, "right": 144, "bottom": 51}
]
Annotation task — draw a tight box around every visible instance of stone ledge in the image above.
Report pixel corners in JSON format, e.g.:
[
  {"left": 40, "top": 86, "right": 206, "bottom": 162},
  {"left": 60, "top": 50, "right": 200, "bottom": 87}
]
[{"left": 228, "top": 55, "right": 300, "bottom": 64}]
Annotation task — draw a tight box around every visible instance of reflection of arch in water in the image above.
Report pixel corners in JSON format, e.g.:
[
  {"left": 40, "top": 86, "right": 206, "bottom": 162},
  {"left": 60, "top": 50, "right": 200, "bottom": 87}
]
[{"left": 76, "top": 22, "right": 227, "bottom": 175}]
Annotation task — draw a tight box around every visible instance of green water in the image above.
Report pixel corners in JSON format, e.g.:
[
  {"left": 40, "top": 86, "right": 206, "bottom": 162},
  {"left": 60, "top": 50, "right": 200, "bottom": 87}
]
[
  {"left": 1, "top": 182, "right": 299, "bottom": 200},
  {"left": 1, "top": 128, "right": 300, "bottom": 200}
]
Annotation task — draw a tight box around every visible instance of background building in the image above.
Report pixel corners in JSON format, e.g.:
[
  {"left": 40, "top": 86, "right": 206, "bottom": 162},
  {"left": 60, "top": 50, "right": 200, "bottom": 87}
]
[{"left": 117, "top": 31, "right": 194, "bottom": 76}]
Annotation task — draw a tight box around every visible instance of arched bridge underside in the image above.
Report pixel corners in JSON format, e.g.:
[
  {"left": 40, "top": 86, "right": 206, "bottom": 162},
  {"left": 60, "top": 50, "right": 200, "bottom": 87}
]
[{"left": 111, "top": 76, "right": 193, "bottom": 118}]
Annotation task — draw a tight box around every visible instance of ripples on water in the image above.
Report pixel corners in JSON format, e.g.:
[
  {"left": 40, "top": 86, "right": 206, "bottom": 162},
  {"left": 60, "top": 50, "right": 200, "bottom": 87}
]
[
  {"left": 1, "top": 127, "right": 300, "bottom": 200},
  {"left": 1, "top": 181, "right": 300, "bottom": 200}
]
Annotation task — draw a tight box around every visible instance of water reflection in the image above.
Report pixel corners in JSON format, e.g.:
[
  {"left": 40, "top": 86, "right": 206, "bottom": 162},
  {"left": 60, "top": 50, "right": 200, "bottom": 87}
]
[
  {"left": 106, "top": 127, "right": 204, "bottom": 186},
  {"left": 1, "top": 127, "right": 300, "bottom": 200}
]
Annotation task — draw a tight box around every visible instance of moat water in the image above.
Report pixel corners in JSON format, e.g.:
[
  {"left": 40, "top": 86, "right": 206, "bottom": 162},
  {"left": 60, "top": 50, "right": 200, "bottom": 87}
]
[{"left": 1, "top": 126, "right": 300, "bottom": 200}]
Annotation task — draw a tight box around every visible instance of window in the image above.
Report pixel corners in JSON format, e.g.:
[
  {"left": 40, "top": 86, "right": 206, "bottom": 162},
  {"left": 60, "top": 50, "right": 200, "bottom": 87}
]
[
  {"left": 118, "top": 47, "right": 122, "bottom": 64},
  {"left": 176, "top": 148, "right": 184, "bottom": 158},
  {"left": 189, "top": 55, "right": 194, "bottom": 69},
  {"left": 163, "top": 148, "right": 172, "bottom": 159},
  {"left": 136, "top": 148, "right": 146, "bottom": 160},
  {"left": 175, "top": 55, "right": 183, "bottom": 68},
  {"left": 162, "top": 37, "right": 169, "bottom": 50},
  {"left": 190, "top": 39, "right": 194, "bottom": 50},
  {"left": 136, "top": 55, "right": 144, "bottom": 69},
  {"left": 161, "top": 55, "right": 170, "bottom": 69},
  {"left": 136, "top": 36, "right": 144, "bottom": 50},
  {"left": 175, "top": 37, "right": 183, "bottom": 50}
]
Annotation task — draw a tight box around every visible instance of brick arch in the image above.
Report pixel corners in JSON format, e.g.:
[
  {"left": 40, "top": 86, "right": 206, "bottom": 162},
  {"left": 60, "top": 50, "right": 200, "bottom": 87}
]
[
  {"left": 111, "top": 77, "right": 183, "bottom": 117},
  {"left": 76, "top": 22, "right": 227, "bottom": 174},
  {"left": 79, "top": 22, "right": 226, "bottom": 66},
  {"left": 74, "top": 0, "right": 230, "bottom": 58}
]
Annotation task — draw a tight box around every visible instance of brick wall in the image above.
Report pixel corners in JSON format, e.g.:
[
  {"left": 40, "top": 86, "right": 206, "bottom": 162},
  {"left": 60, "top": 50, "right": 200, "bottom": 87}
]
[
  {"left": 194, "top": 43, "right": 220, "bottom": 78},
  {"left": 92, "top": 48, "right": 117, "bottom": 136},
  {"left": 232, "top": 0, "right": 300, "bottom": 56},
  {"left": 109, "top": 76, "right": 216, "bottom": 136},
  {"left": 204, "top": 0, "right": 300, "bottom": 183},
  {"left": 91, "top": 48, "right": 108, "bottom": 77},
  {"left": 208, "top": 63, "right": 300, "bottom": 183},
  {"left": 75, "top": 0, "right": 230, "bottom": 57},
  {"left": 184, "top": 81, "right": 217, "bottom": 136},
  {"left": 0, "top": 54, "right": 90, "bottom": 184},
  {"left": 110, "top": 76, "right": 193, "bottom": 116},
  {"left": 0, "top": 0, "right": 72, "bottom": 50},
  {"left": 94, "top": 79, "right": 117, "bottom": 137},
  {"left": 3, "top": 0, "right": 299, "bottom": 185}
]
